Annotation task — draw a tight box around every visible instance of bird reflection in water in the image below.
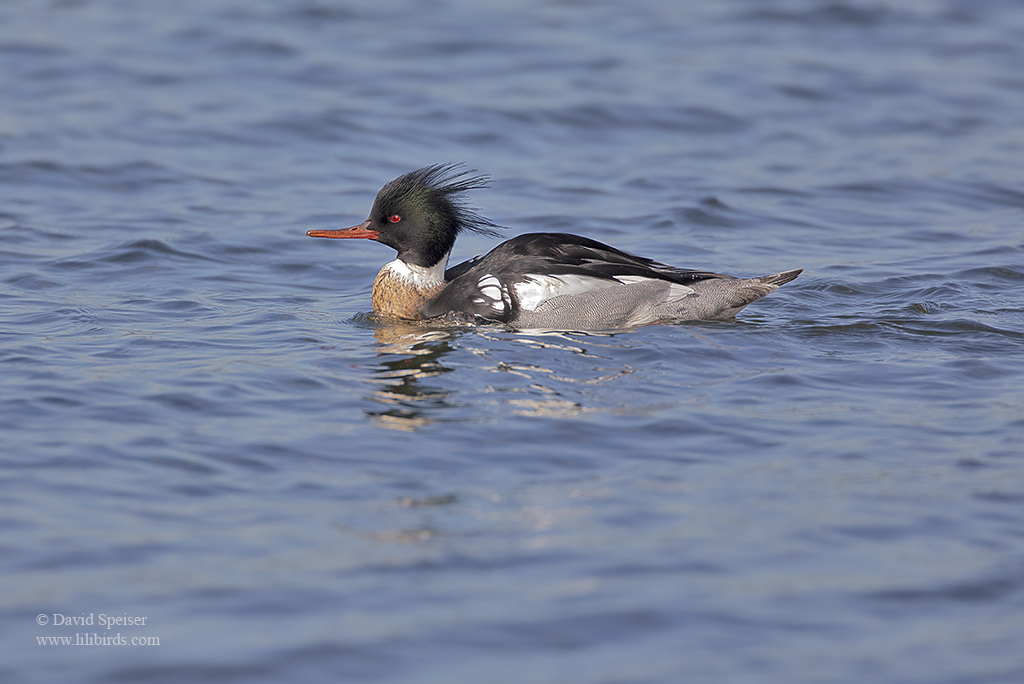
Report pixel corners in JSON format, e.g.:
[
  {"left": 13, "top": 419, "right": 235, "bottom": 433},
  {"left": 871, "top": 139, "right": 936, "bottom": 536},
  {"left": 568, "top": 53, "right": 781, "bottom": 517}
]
[
  {"left": 360, "top": 317, "right": 650, "bottom": 428},
  {"left": 365, "top": 321, "right": 462, "bottom": 430}
]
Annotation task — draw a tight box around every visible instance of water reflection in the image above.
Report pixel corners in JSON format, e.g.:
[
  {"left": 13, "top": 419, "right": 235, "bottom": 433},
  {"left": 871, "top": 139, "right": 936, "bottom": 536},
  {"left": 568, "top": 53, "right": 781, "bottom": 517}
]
[
  {"left": 362, "top": 318, "right": 658, "bottom": 427},
  {"left": 365, "top": 322, "right": 461, "bottom": 430}
]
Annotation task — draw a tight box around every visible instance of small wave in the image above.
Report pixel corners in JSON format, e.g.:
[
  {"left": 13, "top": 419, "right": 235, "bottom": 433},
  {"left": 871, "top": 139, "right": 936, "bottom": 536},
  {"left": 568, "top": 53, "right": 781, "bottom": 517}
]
[
  {"left": 4, "top": 272, "right": 62, "bottom": 290},
  {"left": 870, "top": 571, "right": 1024, "bottom": 604},
  {"left": 505, "top": 104, "right": 748, "bottom": 135},
  {"left": 48, "top": 239, "right": 221, "bottom": 273},
  {"left": 0, "top": 160, "right": 190, "bottom": 193},
  {"left": 145, "top": 392, "right": 213, "bottom": 413},
  {"left": 739, "top": 3, "right": 901, "bottom": 28}
]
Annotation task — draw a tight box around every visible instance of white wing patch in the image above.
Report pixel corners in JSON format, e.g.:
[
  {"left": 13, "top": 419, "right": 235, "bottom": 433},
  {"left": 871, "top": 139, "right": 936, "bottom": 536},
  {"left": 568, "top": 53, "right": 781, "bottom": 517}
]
[
  {"left": 665, "top": 283, "right": 696, "bottom": 301},
  {"left": 612, "top": 275, "right": 649, "bottom": 285},
  {"left": 513, "top": 274, "right": 697, "bottom": 311},
  {"left": 615, "top": 275, "right": 694, "bottom": 301},
  {"left": 513, "top": 274, "right": 619, "bottom": 311},
  {"left": 475, "top": 274, "right": 511, "bottom": 313}
]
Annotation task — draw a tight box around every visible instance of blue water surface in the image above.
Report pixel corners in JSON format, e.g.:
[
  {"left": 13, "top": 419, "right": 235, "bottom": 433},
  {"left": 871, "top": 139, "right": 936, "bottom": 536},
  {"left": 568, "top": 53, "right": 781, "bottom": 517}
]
[{"left": 3, "top": 1, "right": 1024, "bottom": 682}]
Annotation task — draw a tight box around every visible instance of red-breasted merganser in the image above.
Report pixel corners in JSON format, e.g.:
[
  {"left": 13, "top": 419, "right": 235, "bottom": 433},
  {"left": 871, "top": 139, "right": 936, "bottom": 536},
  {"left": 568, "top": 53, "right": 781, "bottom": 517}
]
[{"left": 307, "top": 164, "right": 802, "bottom": 330}]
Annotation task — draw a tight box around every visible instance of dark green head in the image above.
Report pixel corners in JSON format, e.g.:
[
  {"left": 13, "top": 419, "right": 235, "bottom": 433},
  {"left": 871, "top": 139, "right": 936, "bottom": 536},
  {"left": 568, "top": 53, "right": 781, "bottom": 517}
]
[
  {"left": 367, "top": 164, "right": 501, "bottom": 267},
  {"left": 307, "top": 163, "right": 501, "bottom": 268}
]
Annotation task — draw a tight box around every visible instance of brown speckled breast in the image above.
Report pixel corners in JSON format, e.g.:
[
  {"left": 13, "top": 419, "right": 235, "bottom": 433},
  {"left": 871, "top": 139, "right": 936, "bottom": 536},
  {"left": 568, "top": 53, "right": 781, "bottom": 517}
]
[{"left": 371, "top": 267, "right": 445, "bottom": 320}]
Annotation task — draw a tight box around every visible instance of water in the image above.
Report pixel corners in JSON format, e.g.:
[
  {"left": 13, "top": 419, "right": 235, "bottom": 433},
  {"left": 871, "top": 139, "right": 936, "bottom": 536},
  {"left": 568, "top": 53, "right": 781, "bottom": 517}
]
[{"left": 3, "top": 0, "right": 1024, "bottom": 682}]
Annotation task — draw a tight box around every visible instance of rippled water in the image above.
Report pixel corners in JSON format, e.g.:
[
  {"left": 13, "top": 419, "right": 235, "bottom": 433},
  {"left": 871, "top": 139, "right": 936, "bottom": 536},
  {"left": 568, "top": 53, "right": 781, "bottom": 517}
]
[{"left": 4, "top": 1, "right": 1024, "bottom": 682}]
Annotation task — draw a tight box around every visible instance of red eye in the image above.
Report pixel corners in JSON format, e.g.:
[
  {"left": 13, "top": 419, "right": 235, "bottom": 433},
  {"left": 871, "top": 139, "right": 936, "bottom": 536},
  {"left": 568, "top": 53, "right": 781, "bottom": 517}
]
[{"left": 389, "top": 214, "right": 401, "bottom": 223}]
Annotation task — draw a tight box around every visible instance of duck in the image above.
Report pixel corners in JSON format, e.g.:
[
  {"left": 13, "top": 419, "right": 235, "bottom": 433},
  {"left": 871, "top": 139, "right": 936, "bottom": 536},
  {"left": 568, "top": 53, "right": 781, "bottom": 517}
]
[{"left": 307, "top": 164, "right": 801, "bottom": 331}]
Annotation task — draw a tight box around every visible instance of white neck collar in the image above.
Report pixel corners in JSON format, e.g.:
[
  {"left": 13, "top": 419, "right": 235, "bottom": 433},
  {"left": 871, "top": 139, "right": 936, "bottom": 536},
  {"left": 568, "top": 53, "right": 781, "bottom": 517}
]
[{"left": 382, "top": 251, "right": 450, "bottom": 289}]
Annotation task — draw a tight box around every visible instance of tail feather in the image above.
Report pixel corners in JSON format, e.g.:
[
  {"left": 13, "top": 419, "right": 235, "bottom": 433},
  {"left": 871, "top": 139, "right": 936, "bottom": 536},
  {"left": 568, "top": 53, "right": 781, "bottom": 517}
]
[
  {"left": 685, "top": 268, "right": 803, "bottom": 320},
  {"left": 757, "top": 269, "right": 803, "bottom": 287}
]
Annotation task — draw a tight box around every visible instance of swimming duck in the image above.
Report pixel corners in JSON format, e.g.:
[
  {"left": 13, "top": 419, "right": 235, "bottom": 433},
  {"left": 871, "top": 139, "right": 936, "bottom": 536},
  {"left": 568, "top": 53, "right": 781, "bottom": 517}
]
[{"left": 307, "top": 164, "right": 801, "bottom": 331}]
